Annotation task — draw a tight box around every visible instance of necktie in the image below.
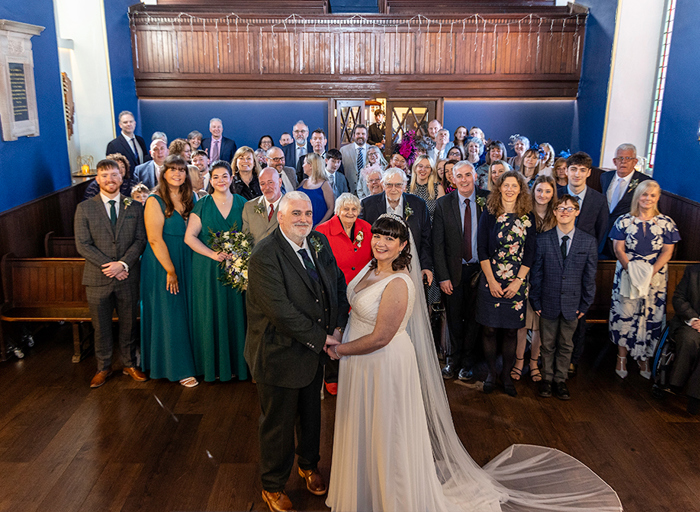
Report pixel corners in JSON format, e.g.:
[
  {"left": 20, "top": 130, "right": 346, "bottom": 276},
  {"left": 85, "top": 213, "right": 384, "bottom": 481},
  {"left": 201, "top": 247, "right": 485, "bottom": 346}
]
[
  {"left": 462, "top": 199, "right": 472, "bottom": 262},
  {"left": 130, "top": 138, "right": 139, "bottom": 164},
  {"left": 211, "top": 139, "right": 220, "bottom": 162},
  {"left": 356, "top": 147, "right": 364, "bottom": 179},
  {"left": 328, "top": 173, "right": 335, "bottom": 189},
  {"left": 108, "top": 200, "right": 117, "bottom": 227},
  {"left": 610, "top": 177, "right": 625, "bottom": 212},
  {"left": 561, "top": 235, "right": 570, "bottom": 260},
  {"left": 297, "top": 145, "right": 306, "bottom": 164},
  {"left": 268, "top": 204, "right": 275, "bottom": 221},
  {"left": 298, "top": 248, "right": 319, "bottom": 282}
]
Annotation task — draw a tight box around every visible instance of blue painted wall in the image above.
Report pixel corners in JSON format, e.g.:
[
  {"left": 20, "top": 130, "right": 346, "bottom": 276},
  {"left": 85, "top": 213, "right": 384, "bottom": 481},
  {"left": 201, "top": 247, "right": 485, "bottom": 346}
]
[
  {"left": 139, "top": 99, "right": 329, "bottom": 150},
  {"left": 0, "top": 1, "right": 71, "bottom": 213},
  {"left": 652, "top": 0, "right": 700, "bottom": 203}
]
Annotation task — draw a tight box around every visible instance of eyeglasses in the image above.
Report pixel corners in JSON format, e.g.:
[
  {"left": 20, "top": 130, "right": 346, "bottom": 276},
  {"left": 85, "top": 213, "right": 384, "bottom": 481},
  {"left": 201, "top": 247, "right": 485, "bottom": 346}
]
[
  {"left": 613, "top": 156, "right": 636, "bottom": 162},
  {"left": 269, "top": 157, "right": 284, "bottom": 162},
  {"left": 556, "top": 207, "right": 577, "bottom": 213},
  {"left": 384, "top": 183, "right": 405, "bottom": 189}
]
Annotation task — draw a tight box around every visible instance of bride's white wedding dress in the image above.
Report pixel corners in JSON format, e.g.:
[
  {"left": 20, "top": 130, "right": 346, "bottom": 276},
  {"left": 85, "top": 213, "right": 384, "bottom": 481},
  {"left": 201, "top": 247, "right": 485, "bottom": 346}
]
[{"left": 327, "top": 263, "right": 623, "bottom": 512}]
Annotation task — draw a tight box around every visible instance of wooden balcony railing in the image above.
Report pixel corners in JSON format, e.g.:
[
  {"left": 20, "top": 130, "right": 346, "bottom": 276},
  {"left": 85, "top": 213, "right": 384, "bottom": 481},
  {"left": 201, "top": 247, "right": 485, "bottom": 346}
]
[{"left": 128, "top": 4, "right": 588, "bottom": 99}]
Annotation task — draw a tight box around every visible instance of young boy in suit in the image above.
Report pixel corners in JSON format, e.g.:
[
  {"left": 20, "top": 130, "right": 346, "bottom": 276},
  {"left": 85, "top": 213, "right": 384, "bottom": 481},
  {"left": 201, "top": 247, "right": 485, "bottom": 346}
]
[{"left": 529, "top": 195, "right": 598, "bottom": 400}]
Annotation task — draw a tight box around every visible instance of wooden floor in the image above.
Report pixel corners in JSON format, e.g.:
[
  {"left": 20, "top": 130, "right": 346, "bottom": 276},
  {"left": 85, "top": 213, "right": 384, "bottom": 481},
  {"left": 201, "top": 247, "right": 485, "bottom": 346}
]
[{"left": 0, "top": 324, "right": 698, "bottom": 512}]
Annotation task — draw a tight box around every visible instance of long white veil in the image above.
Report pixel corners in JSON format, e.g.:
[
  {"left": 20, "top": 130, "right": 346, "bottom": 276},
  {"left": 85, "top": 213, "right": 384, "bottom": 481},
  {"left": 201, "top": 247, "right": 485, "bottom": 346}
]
[{"left": 404, "top": 232, "right": 623, "bottom": 511}]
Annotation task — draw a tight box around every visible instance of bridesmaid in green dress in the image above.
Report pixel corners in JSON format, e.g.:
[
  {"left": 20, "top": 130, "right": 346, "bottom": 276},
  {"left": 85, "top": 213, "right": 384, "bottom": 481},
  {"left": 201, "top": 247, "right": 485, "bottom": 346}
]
[
  {"left": 185, "top": 160, "right": 248, "bottom": 382},
  {"left": 141, "top": 155, "right": 199, "bottom": 387}
]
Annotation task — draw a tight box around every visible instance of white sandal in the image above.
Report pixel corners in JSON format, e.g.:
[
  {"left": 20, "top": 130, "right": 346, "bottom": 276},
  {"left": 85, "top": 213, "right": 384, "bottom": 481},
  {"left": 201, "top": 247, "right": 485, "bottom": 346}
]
[
  {"left": 615, "top": 356, "right": 628, "bottom": 379},
  {"left": 179, "top": 377, "right": 199, "bottom": 388}
]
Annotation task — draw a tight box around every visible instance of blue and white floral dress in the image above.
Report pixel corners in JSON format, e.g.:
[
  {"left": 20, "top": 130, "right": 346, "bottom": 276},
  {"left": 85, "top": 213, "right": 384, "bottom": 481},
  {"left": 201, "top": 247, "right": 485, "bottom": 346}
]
[{"left": 608, "top": 213, "right": 680, "bottom": 360}]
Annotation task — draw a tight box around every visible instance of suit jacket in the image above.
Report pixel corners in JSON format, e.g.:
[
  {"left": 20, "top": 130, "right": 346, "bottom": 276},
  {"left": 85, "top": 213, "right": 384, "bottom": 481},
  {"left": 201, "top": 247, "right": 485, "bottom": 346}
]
[
  {"left": 599, "top": 170, "right": 651, "bottom": 259},
  {"left": 557, "top": 185, "right": 609, "bottom": 249},
  {"left": 283, "top": 141, "right": 314, "bottom": 171},
  {"left": 106, "top": 134, "right": 150, "bottom": 174},
  {"left": 670, "top": 264, "right": 700, "bottom": 333},
  {"left": 276, "top": 165, "right": 298, "bottom": 194},
  {"left": 244, "top": 228, "right": 350, "bottom": 388},
  {"left": 432, "top": 189, "right": 489, "bottom": 286},
  {"left": 132, "top": 160, "right": 158, "bottom": 190},
  {"left": 242, "top": 196, "right": 279, "bottom": 245},
  {"left": 340, "top": 143, "right": 371, "bottom": 194},
  {"left": 201, "top": 136, "right": 237, "bottom": 163},
  {"left": 529, "top": 227, "right": 598, "bottom": 321},
  {"left": 74, "top": 194, "right": 147, "bottom": 287},
  {"left": 360, "top": 192, "right": 433, "bottom": 270},
  {"left": 328, "top": 171, "right": 349, "bottom": 199}
]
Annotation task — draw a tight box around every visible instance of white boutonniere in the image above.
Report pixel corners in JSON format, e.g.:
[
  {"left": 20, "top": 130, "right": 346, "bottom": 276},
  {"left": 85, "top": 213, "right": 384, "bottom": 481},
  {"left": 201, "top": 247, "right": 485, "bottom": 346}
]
[
  {"left": 476, "top": 196, "right": 486, "bottom": 208},
  {"left": 309, "top": 235, "right": 323, "bottom": 256},
  {"left": 254, "top": 201, "right": 266, "bottom": 216},
  {"left": 354, "top": 231, "right": 364, "bottom": 248},
  {"left": 628, "top": 179, "right": 640, "bottom": 193},
  {"left": 404, "top": 204, "right": 414, "bottom": 220},
  {"left": 520, "top": 215, "right": 532, "bottom": 228},
  {"left": 123, "top": 197, "right": 133, "bottom": 210}
]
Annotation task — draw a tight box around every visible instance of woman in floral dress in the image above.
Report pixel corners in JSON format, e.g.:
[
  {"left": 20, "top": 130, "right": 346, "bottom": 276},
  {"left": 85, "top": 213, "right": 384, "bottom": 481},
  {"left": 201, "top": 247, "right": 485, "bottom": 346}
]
[
  {"left": 609, "top": 180, "right": 680, "bottom": 379},
  {"left": 476, "top": 171, "right": 536, "bottom": 396}
]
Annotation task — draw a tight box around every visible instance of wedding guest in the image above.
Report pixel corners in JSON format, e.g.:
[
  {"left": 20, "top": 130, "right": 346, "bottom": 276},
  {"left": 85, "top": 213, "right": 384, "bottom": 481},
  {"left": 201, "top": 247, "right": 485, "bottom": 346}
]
[
  {"left": 434, "top": 161, "right": 489, "bottom": 381},
  {"left": 133, "top": 139, "right": 168, "bottom": 190},
  {"left": 512, "top": 176, "right": 557, "bottom": 382},
  {"left": 324, "top": 149, "right": 349, "bottom": 199},
  {"left": 187, "top": 130, "right": 203, "bottom": 151},
  {"left": 242, "top": 167, "right": 283, "bottom": 245},
  {"left": 442, "top": 160, "right": 458, "bottom": 194},
  {"left": 184, "top": 160, "right": 249, "bottom": 382},
  {"left": 278, "top": 132, "right": 293, "bottom": 147},
  {"left": 105, "top": 111, "right": 150, "bottom": 172},
  {"left": 530, "top": 195, "right": 598, "bottom": 400},
  {"left": 201, "top": 118, "right": 237, "bottom": 163},
  {"left": 539, "top": 143, "right": 555, "bottom": 175},
  {"left": 365, "top": 169, "right": 384, "bottom": 196},
  {"left": 131, "top": 183, "right": 150, "bottom": 205},
  {"left": 446, "top": 145, "right": 464, "bottom": 162},
  {"left": 192, "top": 150, "right": 210, "bottom": 190},
  {"left": 258, "top": 135, "right": 274, "bottom": 152},
  {"left": 74, "top": 159, "right": 147, "bottom": 388},
  {"left": 432, "top": 128, "right": 453, "bottom": 161},
  {"left": 266, "top": 146, "right": 298, "bottom": 194},
  {"left": 453, "top": 125, "right": 468, "bottom": 151},
  {"left": 508, "top": 135, "right": 529, "bottom": 171},
  {"left": 367, "top": 109, "right": 386, "bottom": 148},
  {"left": 389, "top": 152, "right": 408, "bottom": 174},
  {"left": 520, "top": 148, "right": 543, "bottom": 187},
  {"left": 84, "top": 153, "right": 133, "bottom": 200},
  {"left": 609, "top": 180, "right": 680, "bottom": 379},
  {"left": 476, "top": 140, "right": 508, "bottom": 189},
  {"left": 141, "top": 155, "right": 198, "bottom": 387},
  {"left": 255, "top": 148, "right": 268, "bottom": 168},
  {"left": 470, "top": 126, "right": 486, "bottom": 144},
  {"left": 465, "top": 136, "right": 485, "bottom": 169},
  {"left": 476, "top": 171, "right": 536, "bottom": 396},
  {"left": 298, "top": 153, "right": 334, "bottom": 227},
  {"left": 232, "top": 146, "right": 262, "bottom": 200},
  {"left": 553, "top": 157, "right": 568, "bottom": 187},
  {"left": 189, "top": 165, "right": 208, "bottom": 199},
  {"left": 427, "top": 119, "right": 442, "bottom": 142},
  {"left": 169, "top": 138, "right": 193, "bottom": 163},
  {"left": 152, "top": 131, "right": 168, "bottom": 145},
  {"left": 408, "top": 155, "right": 445, "bottom": 220},
  {"left": 339, "top": 124, "right": 369, "bottom": 194},
  {"left": 485, "top": 160, "right": 509, "bottom": 192},
  {"left": 357, "top": 145, "right": 387, "bottom": 199}
]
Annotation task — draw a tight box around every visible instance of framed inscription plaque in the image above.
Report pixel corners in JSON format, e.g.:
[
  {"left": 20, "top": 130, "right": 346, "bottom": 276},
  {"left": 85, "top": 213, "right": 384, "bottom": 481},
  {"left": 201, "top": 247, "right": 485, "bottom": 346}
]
[{"left": 0, "top": 20, "right": 44, "bottom": 141}]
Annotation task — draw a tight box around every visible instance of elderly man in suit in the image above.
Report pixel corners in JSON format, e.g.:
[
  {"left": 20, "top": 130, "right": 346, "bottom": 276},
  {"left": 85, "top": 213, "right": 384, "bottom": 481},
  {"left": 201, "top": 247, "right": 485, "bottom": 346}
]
[
  {"left": 266, "top": 146, "right": 298, "bottom": 194},
  {"left": 105, "top": 111, "right": 150, "bottom": 173},
  {"left": 201, "top": 118, "right": 237, "bottom": 163},
  {"left": 245, "top": 191, "right": 349, "bottom": 512},
  {"left": 132, "top": 139, "right": 168, "bottom": 190},
  {"left": 530, "top": 195, "right": 598, "bottom": 400},
  {"left": 282, "top": 120, "right": 313, "bottom": 171},
  {"left": 360, "top": 167, "right": 433, "bottom": 283},
  {"left": 242, "top": 167, "right": 283, "bottom": 245},
  {"left": 433, "top": 161, "right": 489, "bottom": 381},
  {"left": 556, "top": 151, "right": 608, "bottom": 375},
  {"left": 74, "top": 159, "right": 148, "bottom": 388},
  {"left": 599, "top": 143, "right": 651, "bottom": 259},
  {"left": 340, "top": 124, "right": 369, "bottom": 194}
]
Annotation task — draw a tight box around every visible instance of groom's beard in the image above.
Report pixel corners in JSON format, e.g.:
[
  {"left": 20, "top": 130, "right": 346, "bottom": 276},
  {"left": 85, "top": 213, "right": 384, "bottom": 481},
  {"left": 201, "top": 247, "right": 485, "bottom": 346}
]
[{"left": 290, "top": 223, "right": 312, "bottom": 240}]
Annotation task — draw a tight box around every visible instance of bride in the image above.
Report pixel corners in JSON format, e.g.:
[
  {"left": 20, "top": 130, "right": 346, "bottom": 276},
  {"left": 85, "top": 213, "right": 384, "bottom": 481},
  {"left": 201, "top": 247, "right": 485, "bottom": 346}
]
[{"left": 324, "top": 213, "right": 622, "bottom": 512}]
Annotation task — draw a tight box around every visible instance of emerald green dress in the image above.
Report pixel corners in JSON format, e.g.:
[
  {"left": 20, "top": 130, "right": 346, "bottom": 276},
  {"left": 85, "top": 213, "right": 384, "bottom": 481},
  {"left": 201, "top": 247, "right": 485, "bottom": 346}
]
[
  {"left": 191, "top": 194, "right": 249, "bottom": 381},
  {"left": 140, "top": 195, "right": 196, "bottom": 381}
]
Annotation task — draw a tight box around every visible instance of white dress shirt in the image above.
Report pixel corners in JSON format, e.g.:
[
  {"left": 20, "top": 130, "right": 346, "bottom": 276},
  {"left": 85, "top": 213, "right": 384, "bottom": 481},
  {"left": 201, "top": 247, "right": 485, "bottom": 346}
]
[
  {"left": 281, "top": 229, "right": 312, "bottom": 267},
  {"left": 385, "top": 194, "right": 404, "bottom": 217}
]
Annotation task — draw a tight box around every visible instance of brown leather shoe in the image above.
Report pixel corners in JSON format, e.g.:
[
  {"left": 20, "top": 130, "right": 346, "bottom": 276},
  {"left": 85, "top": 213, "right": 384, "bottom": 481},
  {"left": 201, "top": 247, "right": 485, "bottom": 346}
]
[
  {"left": 298, "top": 467, "right": 327, "bottom": 496},
  {"left": 122, "top": 367, "right": 147, "bottom": 382},
  {"left": 90, "top": 370, "right": 113, "bottom": 388},
  {"left": 261, "top": 490, "right": 295, "bottom": 512}
]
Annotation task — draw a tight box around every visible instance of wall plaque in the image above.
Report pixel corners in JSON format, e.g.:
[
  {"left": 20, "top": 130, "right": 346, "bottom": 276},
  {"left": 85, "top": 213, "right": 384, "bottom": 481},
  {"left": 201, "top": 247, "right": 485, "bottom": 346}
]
[{"left": 0, "top": 20, "right": 44, "bottom": 141}]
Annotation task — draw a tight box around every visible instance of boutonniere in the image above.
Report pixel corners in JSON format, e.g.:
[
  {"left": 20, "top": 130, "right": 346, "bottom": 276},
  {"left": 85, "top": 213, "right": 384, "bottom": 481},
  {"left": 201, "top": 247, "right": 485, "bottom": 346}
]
[
  {"left": 628, "top": 179, "right": 640, "bottom": 193},
  {"left": 520, "top": 215, "right": 532, "bottom": 228},
  {"left": 476, "top": 196, "right": 486, "bottom": 208},
  {"left": 354, "top": 230, "right": 364, "bottom": 248},
  {"left": 309, "top": 235, "right": 323, "bottom": 256},
  {"left": 404, "top": 204, "right": 414, "bottom": 220},
  {"left": 123, "top": 197, "right": 133, "bottom": 210},
  {"left": 254, "top": 201, "right": 266, "bottom": 216}
]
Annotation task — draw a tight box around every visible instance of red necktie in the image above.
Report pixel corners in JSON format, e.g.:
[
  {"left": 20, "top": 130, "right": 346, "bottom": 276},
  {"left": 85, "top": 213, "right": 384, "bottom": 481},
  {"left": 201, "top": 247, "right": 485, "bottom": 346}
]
[
  {"left": 462, "top": 199, "right": 472, "bottom": 262},
  {"left": 268, "top": 204, "right": 275, "bottom": 221}
]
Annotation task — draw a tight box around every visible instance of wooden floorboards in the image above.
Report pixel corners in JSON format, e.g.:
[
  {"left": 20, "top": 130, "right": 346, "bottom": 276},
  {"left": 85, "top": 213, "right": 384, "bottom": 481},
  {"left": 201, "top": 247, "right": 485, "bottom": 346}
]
[{"left": 0, "top": 324, "right": 698, "bottom": 512}]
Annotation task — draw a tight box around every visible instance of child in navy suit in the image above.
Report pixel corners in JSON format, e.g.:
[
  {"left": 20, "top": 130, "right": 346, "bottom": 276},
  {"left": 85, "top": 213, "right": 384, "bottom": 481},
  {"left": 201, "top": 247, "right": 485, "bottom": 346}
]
[{"left": 530, "top": 195, "right": 598, "bottom": 400}]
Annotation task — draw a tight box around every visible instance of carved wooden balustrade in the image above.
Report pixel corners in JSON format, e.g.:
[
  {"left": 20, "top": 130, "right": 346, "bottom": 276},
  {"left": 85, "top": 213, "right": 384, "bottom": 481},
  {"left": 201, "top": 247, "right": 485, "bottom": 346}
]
[{"left": 128, "top": 4, "right": 588, "bottom": 98}]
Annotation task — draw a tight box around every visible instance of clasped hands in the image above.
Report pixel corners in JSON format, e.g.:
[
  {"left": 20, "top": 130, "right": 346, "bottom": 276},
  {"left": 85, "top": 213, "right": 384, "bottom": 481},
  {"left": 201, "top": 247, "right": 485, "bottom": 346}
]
[
  {"left": 324, "top": 329, "right": 343, "bottom": 360},
  {"left": 102, "top": 261, "right": 128, "bottom": 281},
  {"left": 487, "top": 277, "right": 521, "bottom": 299}
]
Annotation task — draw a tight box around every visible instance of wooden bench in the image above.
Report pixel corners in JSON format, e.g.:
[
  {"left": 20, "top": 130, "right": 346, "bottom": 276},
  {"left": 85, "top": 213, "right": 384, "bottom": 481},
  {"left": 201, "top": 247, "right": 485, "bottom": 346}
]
[
  {"left": 0, "top": 254, "right": 117, "bottom": 363},
  {"left": 44, "top": 231, "right": 80, "bottom": 258}
]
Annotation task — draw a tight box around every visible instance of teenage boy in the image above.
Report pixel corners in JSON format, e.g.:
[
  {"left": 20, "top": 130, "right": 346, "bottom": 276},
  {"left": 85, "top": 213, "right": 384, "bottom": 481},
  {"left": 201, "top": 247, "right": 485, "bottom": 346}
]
[
  {"left": 325, "top": 149, "right": 349, "bottom": 199},
  {"left": 529, "top": 195, "right": 598, "bottom": 400}
]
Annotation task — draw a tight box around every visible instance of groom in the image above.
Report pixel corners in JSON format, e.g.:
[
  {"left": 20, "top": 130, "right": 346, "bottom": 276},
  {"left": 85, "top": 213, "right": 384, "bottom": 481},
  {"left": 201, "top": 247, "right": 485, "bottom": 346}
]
[{"left": 245, "top": 191, "right": 350, "bottom": 512}]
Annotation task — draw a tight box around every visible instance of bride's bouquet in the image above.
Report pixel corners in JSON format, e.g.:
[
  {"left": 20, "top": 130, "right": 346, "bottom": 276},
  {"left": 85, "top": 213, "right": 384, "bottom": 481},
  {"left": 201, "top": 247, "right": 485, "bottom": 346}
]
[{"left": 208, "top": 226, "right": 254, "bottom": 292}]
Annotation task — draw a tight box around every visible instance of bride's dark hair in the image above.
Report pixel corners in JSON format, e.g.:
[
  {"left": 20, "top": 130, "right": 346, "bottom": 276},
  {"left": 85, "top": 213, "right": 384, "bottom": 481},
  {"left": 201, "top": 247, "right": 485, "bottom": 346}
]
[{"left": 369, "top": 215, "right": 412, "bottom": 271}]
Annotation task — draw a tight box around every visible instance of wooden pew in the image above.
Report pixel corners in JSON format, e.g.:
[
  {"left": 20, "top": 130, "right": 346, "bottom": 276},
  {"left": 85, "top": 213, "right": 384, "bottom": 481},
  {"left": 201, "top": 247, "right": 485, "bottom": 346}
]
[
  {"left": 0, "top": 254, "right": 116, "bottom": 363},
  {"left": 44, "top": 231, "right": 80, "bottom": 258}
]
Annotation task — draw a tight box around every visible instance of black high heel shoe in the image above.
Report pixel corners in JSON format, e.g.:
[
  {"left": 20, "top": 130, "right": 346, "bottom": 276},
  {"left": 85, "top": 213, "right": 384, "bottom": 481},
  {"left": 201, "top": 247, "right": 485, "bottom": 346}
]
[{"left": 483, "top": 374, "right": 495, "bottom": 394}]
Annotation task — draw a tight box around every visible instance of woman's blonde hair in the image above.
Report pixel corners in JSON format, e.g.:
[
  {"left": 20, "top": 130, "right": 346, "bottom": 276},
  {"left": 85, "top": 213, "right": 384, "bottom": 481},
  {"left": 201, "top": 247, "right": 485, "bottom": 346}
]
[
  {"left": 305, "top": 153, "right": 327, "bottom": 182},
  {"left": 231, "top": 146, "right": 262, "bottom": 177},
  {"left": 630, "top": 180, "right": 661, "bottom": 217},
  {"left": 409, "top": 155, "right": 439, "bottom": 200}
]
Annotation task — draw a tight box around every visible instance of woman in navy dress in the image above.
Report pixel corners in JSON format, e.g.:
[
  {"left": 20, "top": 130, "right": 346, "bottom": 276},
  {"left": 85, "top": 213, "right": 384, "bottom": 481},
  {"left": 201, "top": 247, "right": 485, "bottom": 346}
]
[
  {"left": 609, "top": 180, "right": 680, "bottom": 379},
  {"left": 476, "top": 170, "right": 536, "bottom": 396},
  {"left": 298, "top": 152, "right": 334, "bottom": 227}
]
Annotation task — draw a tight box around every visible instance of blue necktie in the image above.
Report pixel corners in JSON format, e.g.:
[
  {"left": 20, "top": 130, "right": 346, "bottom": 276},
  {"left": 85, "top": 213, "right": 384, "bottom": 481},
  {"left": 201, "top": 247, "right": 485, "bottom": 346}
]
[
  {"left": 356, "top": 147, "right": 364, "bottom": 180},
  {"left": 298, "top": 249, "right": 319, "bottom": 282}
]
